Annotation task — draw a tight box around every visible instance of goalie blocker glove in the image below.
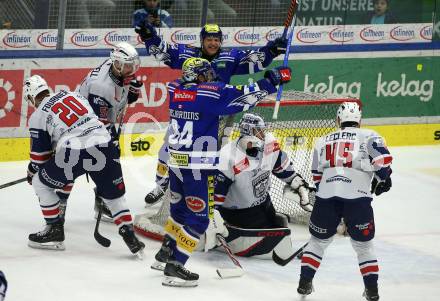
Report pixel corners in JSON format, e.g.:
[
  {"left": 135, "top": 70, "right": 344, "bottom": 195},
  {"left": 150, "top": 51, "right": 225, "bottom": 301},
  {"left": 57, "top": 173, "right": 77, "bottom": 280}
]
[
  {"left": 283, "top": 174, "right": 313, "bottom": 212},
  {"left": 266, "top": 37, "right": 288, "bottom": 56},
  {"left": 264, "top": 66, "right": 292, "bottom": 86},
  {"left": 204, "top": 209, "right": 229, "bottom": 252}
]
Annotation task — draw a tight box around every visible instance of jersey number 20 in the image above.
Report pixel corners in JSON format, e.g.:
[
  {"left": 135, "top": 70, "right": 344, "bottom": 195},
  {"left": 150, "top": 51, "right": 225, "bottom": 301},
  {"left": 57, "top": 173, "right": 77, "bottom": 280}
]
[
  {"left": 325, "top": 142, "right": 354, "bottom": 168},
  {"left": 51, "top": 96, "right": 88, "bottom": 126}
]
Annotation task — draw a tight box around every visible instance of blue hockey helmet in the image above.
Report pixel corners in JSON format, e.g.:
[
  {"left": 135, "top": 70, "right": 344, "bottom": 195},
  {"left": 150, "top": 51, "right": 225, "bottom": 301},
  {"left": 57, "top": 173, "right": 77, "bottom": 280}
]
[{"left": 182, "top": 57, "right": 217, "bottom": 83}]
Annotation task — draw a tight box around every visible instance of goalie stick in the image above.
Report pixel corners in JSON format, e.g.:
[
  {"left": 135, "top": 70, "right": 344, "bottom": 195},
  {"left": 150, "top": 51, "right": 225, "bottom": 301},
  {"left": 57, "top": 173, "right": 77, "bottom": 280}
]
[
  {"left": 216, "top": 234, "right": 245, "bottom": 279},
  {"left": 272, "top": 0, "right": 300, "bottom": 119},
  {"left": 272, "top": 242, "right": 308, "bottom": 266},
  {"left": 93, "top": 108, "right": 127, "bottom": 247},
  {"left": 0, "top": 177, "right": 27, "bottom": 190}
]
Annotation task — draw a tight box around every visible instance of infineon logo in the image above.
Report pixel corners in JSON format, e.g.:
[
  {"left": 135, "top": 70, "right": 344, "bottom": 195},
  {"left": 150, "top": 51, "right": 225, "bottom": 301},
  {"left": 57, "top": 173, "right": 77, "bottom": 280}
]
[
  {"left": 37, "top": 32, "right": 57, "bottom": 48},
  {"left": 104, "top": 31, "right": 131, "bottom": 46},
  {"left": 170, "top": 30, "right": 197, "bottom": 44},
  {"left": 265, "top": 29, "right": 283, "bottom": 42},
  {"left": 359, "top": 26, "right": 385, "bottom": 42},
  {"left": 420, "top": 25, "right": 433, "bottom": 41},
  {"left": 2, "top": 31, "right": 31, "bottom": 48},
  {"left": 70, "top": 31, "right": 99, "bottom": 47},
  {"left": 296, "top": 28, "right": 322, "bottom": 43},
  {"left": 234, "top": 29, "right": 261, "bottom": 45},
  {"left": 390, "top": 26, "right": 415, "bottom": 41},
  {"left": 329, "top": 27, "right": 354, "bottom": 43}
]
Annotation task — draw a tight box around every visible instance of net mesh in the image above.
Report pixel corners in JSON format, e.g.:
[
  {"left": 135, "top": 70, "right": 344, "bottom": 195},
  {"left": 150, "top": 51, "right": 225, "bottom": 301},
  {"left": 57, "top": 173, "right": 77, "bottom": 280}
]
[{"left": 134, "top": 90, "right": 359, "bottom": 239}]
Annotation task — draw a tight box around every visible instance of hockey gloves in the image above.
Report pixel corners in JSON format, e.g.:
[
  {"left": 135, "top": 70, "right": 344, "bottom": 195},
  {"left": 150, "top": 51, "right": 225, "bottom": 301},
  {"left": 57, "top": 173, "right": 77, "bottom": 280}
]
[
  {"left": 264, "top": 66, "right": 292, "bottom": 87},
  {"left": 127, "top": 79, "right": 143, "bottom": 104},
  {"left": 267, "top": 37, "right": 288, "bottom": 57},
  {"left": 135, "top": 21, "right": 157, "bottom": 42},
  {"left": 204, "top": 209, "right": 229, "bottom": 252},
  {"left": 283, "top": 174, "right": 313, "bottom": 212},
  {"left": 371, "top": 169, "right": 392, "bottom": 196},
  {"left": 27, "top": 162, "right": 39, "bottom": 185}
]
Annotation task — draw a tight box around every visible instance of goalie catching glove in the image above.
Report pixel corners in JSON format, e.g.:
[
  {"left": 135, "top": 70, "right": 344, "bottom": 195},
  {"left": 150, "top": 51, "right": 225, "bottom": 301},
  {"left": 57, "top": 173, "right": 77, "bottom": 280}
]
[
  {"left": 283, "top": 174, "right": 313, "bottom": 212},
  {"left": 204, "top": 209, "right": 229, "bottom": 252}
]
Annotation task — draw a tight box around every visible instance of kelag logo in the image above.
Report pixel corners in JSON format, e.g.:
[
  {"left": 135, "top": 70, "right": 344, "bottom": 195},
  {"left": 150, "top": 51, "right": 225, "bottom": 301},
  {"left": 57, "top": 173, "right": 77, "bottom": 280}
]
[
  {"left": 234, "top": 29, "right": 261, "bottom": 45},
  {"left": 296, "top": 28, "right": 322, "bottom": 43},
  {"left": 390, "top": 26, "right": 415, "bottom": 41},
  {"left": 329, "top": 27, "right": 354, "bottom": 43},
  {"left": 37, "top": 32, "right": 57, "bottom": 48},
  {"left": 170, "top": 30, "right": 197, "bottom": 44},
  {"left": 2, "top": 31, "right": 31, "bottom": 48},
  {"left": 104, "top": 31, "right": 131, "bottom": 46},
  {"left": 359, "top": 27, "right": 385, "bottom": 42},
  {"left": 70, "top": 31, "right": 99, "bottom": 47},
  {"left": 131, "top": 139, "right": 150, "bottom": 151},
  {"left": 420, "top": 25, "right": 433, "bottom": 41}
]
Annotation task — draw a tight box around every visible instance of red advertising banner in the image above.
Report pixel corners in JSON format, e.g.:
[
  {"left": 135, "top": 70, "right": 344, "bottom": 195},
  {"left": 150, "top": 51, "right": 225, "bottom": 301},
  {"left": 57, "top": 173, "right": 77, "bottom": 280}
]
[{"left": 0, "top": 70, "right": 24, "bottom": 128}]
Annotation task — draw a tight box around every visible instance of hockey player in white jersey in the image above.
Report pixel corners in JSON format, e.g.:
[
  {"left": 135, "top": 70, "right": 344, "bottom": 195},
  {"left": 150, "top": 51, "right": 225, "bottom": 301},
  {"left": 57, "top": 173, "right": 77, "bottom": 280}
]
[
  {"left": 56, "top": 42, "right": 143, "bottom": 222},
  {"left": 25, "top": 75, "right": 145, "bottom": 255},
  {"left": 297, "top": 102, "right": 392, "bottom": 301},
  {"left": 205, "top": 113, "right": 312, "bottom": 260}
]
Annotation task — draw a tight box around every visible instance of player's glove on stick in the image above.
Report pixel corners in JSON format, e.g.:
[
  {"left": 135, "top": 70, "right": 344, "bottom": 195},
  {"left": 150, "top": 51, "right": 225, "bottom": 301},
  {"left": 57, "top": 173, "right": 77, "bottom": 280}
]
[
  {"left": 204, "top": 209, "right": 229, "bottom": 252},
  {"left": 267, "top": 37, "right": 288, "bottom": 56},
  {"left": 27, "top": 162, "right": 39, "bottom": 185},
  {"left": 283, "top": 174, "right": 313, "bottom": 212},
  {"left": 371, "top": 169, "right": 392, "bottom": 196},
  {"left": 264, "top": 66, "right": 292, "bottom": 86},
  {"left": 127, "top": 79, "right": 143, "bottom": 104},
  {"left": 135, "top": 21, "right": 157, "bottom": 42}
]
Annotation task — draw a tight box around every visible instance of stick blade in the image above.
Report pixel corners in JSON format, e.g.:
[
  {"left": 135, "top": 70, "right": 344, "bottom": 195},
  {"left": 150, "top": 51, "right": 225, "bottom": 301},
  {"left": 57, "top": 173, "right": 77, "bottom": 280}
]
[
  {"left": 94, "top": 231, "right": 111, "bottom": 248},
  {"left": 216, "top": 267, "right": 245, "bottom": 279}
]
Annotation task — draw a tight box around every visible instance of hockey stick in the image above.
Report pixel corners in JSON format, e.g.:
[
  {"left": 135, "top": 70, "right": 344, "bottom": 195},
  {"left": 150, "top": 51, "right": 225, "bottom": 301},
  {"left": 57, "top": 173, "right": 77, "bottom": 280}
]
[
  {"left": 272, "top": 242, "right": 308, "bottom": 266},
  {"left": 93, "top": 109, "right": 127, "bottom": 247},
  {"left": 216, "top": 234, "right": 245, "bottom": 279},
  {"left": 0, "top": 177, "right": 27, "bottom": 189},
  {"left": 272, "top": 0, "right": 300, "bottom": 120}
]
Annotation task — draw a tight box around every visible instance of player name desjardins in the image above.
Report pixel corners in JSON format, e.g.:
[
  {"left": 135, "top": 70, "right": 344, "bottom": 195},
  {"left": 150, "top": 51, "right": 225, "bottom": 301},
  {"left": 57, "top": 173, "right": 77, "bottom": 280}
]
[{"left": 169, "top": 109, "right": 200, "bottom": 121}]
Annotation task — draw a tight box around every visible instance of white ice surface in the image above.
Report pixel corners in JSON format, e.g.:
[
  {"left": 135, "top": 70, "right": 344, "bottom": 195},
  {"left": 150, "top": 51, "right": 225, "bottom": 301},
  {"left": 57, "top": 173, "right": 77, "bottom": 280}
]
[{"left": 1, "top": 145, "right": 440, "bottom": 301}]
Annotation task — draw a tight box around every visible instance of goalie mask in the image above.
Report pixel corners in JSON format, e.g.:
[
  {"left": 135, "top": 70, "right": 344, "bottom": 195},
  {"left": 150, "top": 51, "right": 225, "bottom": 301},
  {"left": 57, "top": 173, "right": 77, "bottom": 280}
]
[
  {"left": 23, "top": 75, "right": 50, "bottom": 108},
  {"left": 182, "top": 57, "right": 217, "bottom": 83},
  {"left": 336, "top": 101, "right": 361, "bottom": 127},
  {"left": 238, "top": 113, "right": 266, "bottom": 156},
  {"left": 110, "top": 42, "right": 140, "bottom": 77}
]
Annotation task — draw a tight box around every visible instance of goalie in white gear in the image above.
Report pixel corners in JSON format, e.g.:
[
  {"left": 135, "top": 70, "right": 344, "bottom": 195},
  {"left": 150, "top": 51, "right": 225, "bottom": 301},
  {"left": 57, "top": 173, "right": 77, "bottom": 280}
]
[
  {"left": 205, "top": 113, "right": 311, "bottom": 261},
  {"left": 297, "top": 101, "right": 392, "bottom": 301},
  {"left": 56, "top": 42, "right": 143, "bottom": 222}
]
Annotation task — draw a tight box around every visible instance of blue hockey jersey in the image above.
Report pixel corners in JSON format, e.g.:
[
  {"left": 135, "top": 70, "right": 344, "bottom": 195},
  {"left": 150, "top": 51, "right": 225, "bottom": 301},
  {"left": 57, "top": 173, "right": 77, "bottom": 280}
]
[
  {"left": 145, "top": 38, "right": 278, "bottom": 83},
  {"left": 167, "top": 78, "right": 277, "bottom": 170}
]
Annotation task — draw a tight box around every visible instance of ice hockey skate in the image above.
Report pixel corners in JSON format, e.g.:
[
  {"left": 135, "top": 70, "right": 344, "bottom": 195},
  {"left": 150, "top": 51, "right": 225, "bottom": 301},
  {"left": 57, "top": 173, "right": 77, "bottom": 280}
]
[
  {"left": 297, "top": 277, "right": 314, "bottom": 296},
  {"left": 363, "top": 285, "right": 379, "bottom": 301},
  {"left": 28, "top": 220, "right": 65, "bottom": 251},
  {"left": 162, "top": 261, "right": 199, "bottom": 287},
  {"left": 144, "top": 185, "right": 166, "bottom": 207},
  {"left": 119, "top": 224, "right": 145, "bottom": 258},
  {"left": 93, "top": 188, "right": 113, "bottom": 223},
  {"left": 151, "top": 235, "right": 172, "bottom": 271}
]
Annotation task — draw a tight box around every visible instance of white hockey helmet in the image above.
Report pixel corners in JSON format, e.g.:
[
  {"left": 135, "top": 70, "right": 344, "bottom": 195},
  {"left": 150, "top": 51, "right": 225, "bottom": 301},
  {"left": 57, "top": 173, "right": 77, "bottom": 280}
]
[
  {"left": 336, "top": 101, "right": 362, "bottom": 127},
  {"left": 110, "top": 42, "right": 140, "bottom": 77},
  {"left": 238, "top": 113, "right": 266, "bottom": 150},
  {"left": 23, "top": 75, "right": 50, "bottom": 107}
]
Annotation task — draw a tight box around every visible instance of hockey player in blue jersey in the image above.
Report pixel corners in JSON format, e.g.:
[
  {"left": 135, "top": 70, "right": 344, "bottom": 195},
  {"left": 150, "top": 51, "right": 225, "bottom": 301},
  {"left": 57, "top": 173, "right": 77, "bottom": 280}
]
[
  {"left": 297, "top": 102, "right": 393, "bottom": 301},
  {"left": 151, "top": 57, "right": 292, "bottom": 287},
  {"left": 134, "top": 22, "right": 288, "bottom": 206}
]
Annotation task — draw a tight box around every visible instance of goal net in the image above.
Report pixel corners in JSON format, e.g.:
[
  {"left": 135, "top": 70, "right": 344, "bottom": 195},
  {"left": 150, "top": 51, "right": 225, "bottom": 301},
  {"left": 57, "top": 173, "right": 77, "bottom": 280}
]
[{"left": 134, "top": 90, "right": 360, "bottom": 240}]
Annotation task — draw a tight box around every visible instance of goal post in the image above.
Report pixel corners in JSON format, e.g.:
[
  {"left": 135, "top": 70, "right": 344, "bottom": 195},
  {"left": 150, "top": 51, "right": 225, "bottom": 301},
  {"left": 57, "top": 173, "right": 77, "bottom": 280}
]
[{"left": 134, "top": 91, "right": 361, "bottom": 240}]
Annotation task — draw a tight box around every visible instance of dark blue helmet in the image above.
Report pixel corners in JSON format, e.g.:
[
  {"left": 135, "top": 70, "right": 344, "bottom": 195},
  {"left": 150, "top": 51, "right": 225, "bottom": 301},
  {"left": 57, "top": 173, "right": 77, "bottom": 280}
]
[{"left": 200, "top": 24, "right": 223, "bottom": 43}]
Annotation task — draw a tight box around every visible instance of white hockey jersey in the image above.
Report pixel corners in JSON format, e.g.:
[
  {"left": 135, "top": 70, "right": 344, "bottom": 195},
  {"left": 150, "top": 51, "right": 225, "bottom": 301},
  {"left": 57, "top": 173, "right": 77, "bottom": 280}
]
[
  {"left": 29, "top": 90, "right": 110, "bottom": 165},
  {"left": 215, "top": 134, "right": 297, "bottom": 209},
  {"left": 312, "top": 127, "right": 392, "bottom": 200},
  {"left": 76, "top": 59, "right": 130, "bottom": 128}
]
